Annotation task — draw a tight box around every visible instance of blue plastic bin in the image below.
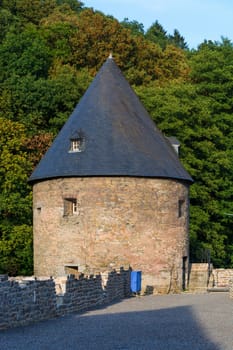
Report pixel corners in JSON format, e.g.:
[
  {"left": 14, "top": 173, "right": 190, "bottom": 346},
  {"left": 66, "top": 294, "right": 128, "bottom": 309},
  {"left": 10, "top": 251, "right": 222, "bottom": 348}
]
[{"left": 130, "top": 271, "right": 141, "bottom": 293}]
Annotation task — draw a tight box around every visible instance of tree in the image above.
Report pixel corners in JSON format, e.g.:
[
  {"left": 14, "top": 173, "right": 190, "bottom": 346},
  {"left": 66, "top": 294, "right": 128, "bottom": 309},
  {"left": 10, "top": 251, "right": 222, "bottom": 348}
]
[
  {"left": 145, "top": 20, "right": 168, "bottom": 49},
  {"left": 136, "top": 78, "right": 233, "bottom": 267},
  {"left": 0, "top": 118, "right": 33, "bottom": 275},
  {"left": 188, "top": 38, "right": 233, "bottom": 266},
  {"left": 0, "top": 0, "right": 232, "bottom": 270},
  {"left": 56, "top": 0, "right": 83, "bottom": 12},
  {"left": 0, "top": 7, "right": 18, "bottom": 43},
  {"left": 24, "top": 132, "right": 54, "bottom": 168},
  {"left": 0, "top": 61, "right": 92, "bottom": 133},
  {"left": 40, "top": 5, "right": 81, "bottom": 63},
  {"left": 9, "top": 0, "right": 57, "bottom": 25},
  {"left": 0, "top": 25, "right": 52, "bottom": 81},
  {"left": 0, "top": 225, "right": 33, "bottom": 275},
  {"left": 168, "top": 29, "right": 188, "bottom": 50},
  {"left": 156, "top": 45, "right": 190, "bottom": 82},
  {"left": 120, "top": 18, "right": 144, "bottom": 36}
]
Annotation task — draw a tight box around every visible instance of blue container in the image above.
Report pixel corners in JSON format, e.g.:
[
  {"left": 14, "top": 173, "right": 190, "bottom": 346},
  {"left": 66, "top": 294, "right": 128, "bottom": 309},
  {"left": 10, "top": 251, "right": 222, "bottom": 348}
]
[{"left": 130, "top": 271, "right": 141, "bottom": 293}]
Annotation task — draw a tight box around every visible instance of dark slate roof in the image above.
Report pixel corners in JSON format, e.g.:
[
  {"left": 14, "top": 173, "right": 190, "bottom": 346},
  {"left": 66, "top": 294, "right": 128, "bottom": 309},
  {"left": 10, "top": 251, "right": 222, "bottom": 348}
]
[{"left": 29, "top": 57, "right": 193, "bottom": 184}]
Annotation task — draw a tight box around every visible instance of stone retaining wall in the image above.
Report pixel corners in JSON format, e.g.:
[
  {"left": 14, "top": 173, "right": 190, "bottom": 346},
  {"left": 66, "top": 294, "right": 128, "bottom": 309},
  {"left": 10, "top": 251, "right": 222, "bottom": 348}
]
[
  {"left": 188, "top": 264, "right": 233, "bottom": 294},
  {"left": 211, "top": 269, "right": 233, "bottom": 288},
  {"left": 0, "top": 268, "right": 130, "bottom": 330},
  {"left": 229, "top": 279, "right": 233, "bottom": 299}
]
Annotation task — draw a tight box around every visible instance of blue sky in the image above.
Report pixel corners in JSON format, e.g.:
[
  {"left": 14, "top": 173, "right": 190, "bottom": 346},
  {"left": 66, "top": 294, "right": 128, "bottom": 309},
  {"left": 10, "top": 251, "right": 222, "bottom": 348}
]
[{"left": 83, "top": 0, "right": 233, "bottom": 48}]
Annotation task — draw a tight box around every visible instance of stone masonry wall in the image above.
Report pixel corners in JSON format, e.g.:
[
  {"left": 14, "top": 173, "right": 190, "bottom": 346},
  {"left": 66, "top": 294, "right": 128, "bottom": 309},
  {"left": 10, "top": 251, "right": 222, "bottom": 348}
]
[
  {"left": 0, "top": 275, "right": 56, "bottom": 330},
  {"left": 33, "top": 177, "right": 190, "bottom": 294},
  {"left": 211, "top": 269, "right": 233, "bottom": 288},
  {"left": 188, "top": 264, "right": 233, "bottom": 294},
  {"left": 0, "top": 268, "right": 130, "bottom": 330},
  {"left": 229, "top": 279, "right": 233, "bottom": 299}
]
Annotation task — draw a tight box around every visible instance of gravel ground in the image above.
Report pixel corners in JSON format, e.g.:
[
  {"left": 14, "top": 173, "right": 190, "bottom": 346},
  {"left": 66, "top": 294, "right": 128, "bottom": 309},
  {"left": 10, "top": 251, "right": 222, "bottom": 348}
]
[{"left": 0, "top": 292, "right": 232, "bottom": 350}]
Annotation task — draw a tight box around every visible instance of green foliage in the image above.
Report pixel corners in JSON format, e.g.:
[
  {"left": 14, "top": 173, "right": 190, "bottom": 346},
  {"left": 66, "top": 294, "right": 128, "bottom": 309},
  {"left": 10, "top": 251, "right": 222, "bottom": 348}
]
[
  {"left": 0, "top": 1, "right": 232, "bottom": 273},
  {"left": 168, "top": 29, "right": 188, "bottom": 50},
  {"left": 56, "top": 0, "right": 83, "bottom": 12},
  {"left": 0, "top": 25, "right": 52, "bottom": 80},
  {"left": 145, "top": 22, "right": 188, "bottom": 50},
  {"left": 0, "top": 225, "right": 33, "bottom": 276},
  {"left": 0, "top": 7, "right": 18, "bottom": 42},
  {"left": 136, "top": 41, "right": 233, "bottom": 267},
  {"left": 120, "top": 18, "right": 144, "bottom": 36},
  {"left": 0, "top": 118, "right": 33, "bottom": 275},
  {"left": 188, "top": 38, "right": 233, "bottom": 266},
  {"left": 145, "top": 20, "right": 168, "bottom": 49},
  {"left": 2, "top": 0, "right": 57, "bottom": 25},
  {"left": 0, "top": 65, "right": 91, "bottom": 133}
]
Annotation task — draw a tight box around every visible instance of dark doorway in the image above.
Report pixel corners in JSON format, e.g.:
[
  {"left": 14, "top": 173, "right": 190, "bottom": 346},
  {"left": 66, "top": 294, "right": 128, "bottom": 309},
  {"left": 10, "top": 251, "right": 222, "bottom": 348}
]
[
  {"left": 182, "top": 256, "right": 188, "bottom": 290},
  {"left": 65, "top": 265, "right": 79, "bottom": 277}
]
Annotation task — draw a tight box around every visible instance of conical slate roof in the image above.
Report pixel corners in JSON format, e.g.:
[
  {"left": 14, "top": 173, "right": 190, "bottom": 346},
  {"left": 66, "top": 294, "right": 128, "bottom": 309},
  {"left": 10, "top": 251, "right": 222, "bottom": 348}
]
[{"left": 29, "top": 56, "right": 193, "bottom": 183}]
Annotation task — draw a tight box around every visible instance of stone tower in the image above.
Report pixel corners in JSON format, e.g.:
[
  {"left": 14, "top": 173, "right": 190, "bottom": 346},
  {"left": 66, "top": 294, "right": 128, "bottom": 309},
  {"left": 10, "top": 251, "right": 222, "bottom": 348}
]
[{"left": 29, "top": 56, "right": 193, "bottom": 293}]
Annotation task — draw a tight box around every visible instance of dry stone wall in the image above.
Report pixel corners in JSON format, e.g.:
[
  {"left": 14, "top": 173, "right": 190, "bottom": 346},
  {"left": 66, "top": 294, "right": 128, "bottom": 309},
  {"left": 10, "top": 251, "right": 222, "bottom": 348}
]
[
  {"left": 0, "top": 268, "right": 130, "bottom": 330},
  {"left": 0, "top": 275, "right": 56, "bottom": 330}
]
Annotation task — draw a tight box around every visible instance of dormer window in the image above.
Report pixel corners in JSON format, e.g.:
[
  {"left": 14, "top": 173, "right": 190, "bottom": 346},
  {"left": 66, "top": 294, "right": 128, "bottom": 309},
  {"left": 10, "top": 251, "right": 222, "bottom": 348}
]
[
  {"left": 70, "top": 139, "right": 82, "bottom": 152},
  {"left": 69, "top": 130, "right": 85, "bottom": 153}
]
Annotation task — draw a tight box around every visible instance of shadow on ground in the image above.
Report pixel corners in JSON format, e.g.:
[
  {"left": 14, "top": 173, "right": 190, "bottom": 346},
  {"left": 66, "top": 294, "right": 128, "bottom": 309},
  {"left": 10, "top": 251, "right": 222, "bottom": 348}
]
[{"left": 0, "top": 300, "right": 224, "bottom": 350}]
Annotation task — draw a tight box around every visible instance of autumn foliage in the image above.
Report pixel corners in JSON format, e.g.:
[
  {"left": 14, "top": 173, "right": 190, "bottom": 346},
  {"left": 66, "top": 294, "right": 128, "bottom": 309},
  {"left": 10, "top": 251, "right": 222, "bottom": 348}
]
[{"left": 0, "top": 0, "right": 232, "bottom": 274}]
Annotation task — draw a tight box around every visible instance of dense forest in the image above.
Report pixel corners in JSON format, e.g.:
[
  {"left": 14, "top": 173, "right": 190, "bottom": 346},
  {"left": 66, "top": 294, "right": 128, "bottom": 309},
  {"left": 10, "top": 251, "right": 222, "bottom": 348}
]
[{"left": 0, "top": 0, "right": 232, "bottom": 275}]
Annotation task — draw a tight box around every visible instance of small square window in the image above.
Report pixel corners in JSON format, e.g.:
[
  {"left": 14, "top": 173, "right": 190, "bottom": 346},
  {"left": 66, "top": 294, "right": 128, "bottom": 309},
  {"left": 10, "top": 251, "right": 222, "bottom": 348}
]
[
  {"left": 64, "top": 198, "right": 78, "bottom": 216},
  {"left": 70, "top": 139, "right": 82, "bottom": 152}
]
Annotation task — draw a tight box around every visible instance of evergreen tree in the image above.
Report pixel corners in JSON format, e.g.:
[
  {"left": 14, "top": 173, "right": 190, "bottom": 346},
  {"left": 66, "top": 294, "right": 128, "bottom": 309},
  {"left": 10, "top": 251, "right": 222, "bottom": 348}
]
[
  {"left": 145, "top": 20, "right": 168, "bottom": 49},
  {"left": 120, "top": 18, "right": 144, "bottom": 36},
  {"left": 168, "top": 29, "right": 188, "bottom": 50}
]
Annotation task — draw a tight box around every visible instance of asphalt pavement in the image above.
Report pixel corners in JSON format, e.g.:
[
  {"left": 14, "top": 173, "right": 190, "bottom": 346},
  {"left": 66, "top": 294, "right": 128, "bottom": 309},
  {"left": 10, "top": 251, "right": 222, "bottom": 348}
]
[{"left": 0, "top": 292, "right": 232, "bottom": 350}]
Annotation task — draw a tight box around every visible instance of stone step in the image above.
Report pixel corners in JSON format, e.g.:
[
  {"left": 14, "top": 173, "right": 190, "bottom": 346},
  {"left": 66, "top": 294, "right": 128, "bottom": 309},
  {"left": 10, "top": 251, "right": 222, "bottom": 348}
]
[{"left": 207, "top": 287, "right": 229, "bottom": 292}]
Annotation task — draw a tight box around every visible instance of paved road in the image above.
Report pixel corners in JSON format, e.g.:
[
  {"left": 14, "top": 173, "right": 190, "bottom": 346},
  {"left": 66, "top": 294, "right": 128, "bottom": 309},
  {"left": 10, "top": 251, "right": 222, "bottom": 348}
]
[{"left": 0, "top": 293, "right": 232, "bottom": 350}]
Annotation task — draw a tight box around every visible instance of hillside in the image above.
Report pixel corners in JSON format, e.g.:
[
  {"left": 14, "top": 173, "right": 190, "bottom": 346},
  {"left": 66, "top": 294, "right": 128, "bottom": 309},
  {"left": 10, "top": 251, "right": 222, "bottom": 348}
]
[{"left": 0, "top": 0, "right": 232, "bottom": 274}]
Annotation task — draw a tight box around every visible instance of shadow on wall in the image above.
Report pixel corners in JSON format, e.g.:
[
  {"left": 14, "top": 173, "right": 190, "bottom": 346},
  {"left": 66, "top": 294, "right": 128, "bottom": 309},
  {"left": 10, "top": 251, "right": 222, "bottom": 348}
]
[
  {"left": 0, "top": 268, "right": 131, "bottom": 330},
  {"left": 144, "top": 285, "right": 154, "bottom": 295},
  {"left": 0, "top": 304, "right": 223, "bottom": 350}
]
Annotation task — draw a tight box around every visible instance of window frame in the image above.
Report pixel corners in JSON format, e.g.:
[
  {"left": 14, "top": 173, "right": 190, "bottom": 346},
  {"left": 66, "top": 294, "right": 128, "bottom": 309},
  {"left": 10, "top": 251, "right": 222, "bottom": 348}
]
[
  {"left": 64, "top": 198, "right": 78, "bottom": 216},
  {"left": 70, "top": 139, "right": 82, "bottom": 152}
]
